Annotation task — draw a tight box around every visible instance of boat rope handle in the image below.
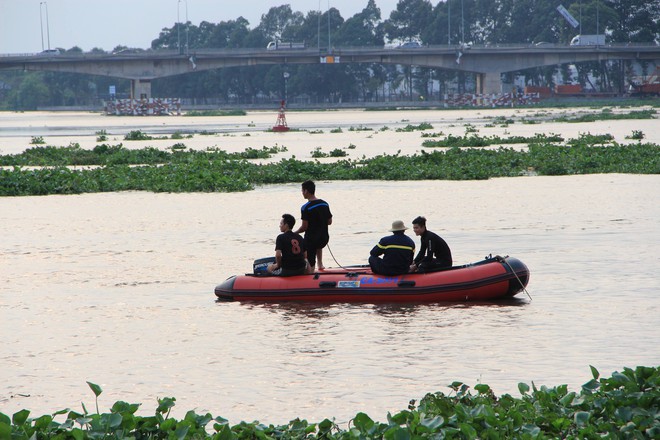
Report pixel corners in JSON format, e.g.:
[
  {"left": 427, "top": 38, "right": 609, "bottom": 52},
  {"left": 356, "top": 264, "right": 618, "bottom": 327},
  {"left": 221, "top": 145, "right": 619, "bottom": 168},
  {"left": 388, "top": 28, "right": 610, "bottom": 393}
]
[{"left": 501, "top": 257, "right": 533, "bottom": 301}]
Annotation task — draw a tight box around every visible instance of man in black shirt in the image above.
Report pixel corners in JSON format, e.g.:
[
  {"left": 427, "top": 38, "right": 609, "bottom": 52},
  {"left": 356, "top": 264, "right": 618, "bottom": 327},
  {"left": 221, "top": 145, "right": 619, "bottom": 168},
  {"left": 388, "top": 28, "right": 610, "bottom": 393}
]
[
  {"left": 410, "top": 216, "right": 453, "bottom": 273},
  {"left": 295, "top": 180, "right": 333, "bottom": 271},
  {"left": 267, "top": 214, "right": 310, "bottom": 276},
  {"left": 369, "top": 220, "right": 416, "bottom": 276}
]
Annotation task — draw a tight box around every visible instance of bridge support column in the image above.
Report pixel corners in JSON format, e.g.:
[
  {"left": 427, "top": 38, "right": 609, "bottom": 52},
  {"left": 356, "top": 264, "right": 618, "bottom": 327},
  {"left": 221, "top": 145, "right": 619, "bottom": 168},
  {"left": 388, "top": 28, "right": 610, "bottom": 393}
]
[
  {"left": 476, "top": 72, "right": 503, "bottom": 95},
  {"left": 131, "top": 79, "right": 152, "bottom": 100}
]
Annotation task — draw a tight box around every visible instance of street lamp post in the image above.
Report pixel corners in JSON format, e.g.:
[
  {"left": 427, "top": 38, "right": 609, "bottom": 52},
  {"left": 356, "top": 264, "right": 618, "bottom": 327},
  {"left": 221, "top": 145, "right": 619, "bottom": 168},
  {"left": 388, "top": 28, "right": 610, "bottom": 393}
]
[
  {"left": 185, "top": 0, "right": 189, "bottom": 55},
  {"left": 39, "top": 3, "right": 45, "bottom": 51},
  {"left": 177, "top": 0, "right": 189, "bottom": 55},
  {"left": 283, "top": 72, "right": 290, "bottom": 103},
  {"left": 461, "top": 0, "right": 464, "bottom": 44},
  {"left": 447, "top": 0, "right": 450, "bottom": 45},
  {"left": 327, "top": 1, "right": 331, "bottom": 50},
  {"left": 40, "top": 2, "right": 51, "bottom": 50},
  {"left": 177, "top": 0, "right": 181, "bottom": 54}
]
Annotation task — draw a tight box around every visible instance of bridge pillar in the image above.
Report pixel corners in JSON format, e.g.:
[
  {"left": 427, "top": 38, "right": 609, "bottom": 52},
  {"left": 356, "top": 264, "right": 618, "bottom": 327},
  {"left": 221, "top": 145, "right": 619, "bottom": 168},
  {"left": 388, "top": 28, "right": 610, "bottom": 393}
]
[
  {"left": 131, "top": 79, "right": 152, "bottom": 100},
  {"left": 476, "top": 72, "right": 503, "bottom": 95}
]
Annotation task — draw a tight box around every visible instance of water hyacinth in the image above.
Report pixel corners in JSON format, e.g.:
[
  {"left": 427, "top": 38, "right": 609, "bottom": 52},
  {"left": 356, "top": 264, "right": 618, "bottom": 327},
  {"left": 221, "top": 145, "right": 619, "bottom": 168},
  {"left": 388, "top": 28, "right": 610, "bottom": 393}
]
[
  {"left": 0, "top": 137, "right": 658, "bottom": 196},
  {"left": 1, "top": 366, "right": 657, "bottom": 439}
]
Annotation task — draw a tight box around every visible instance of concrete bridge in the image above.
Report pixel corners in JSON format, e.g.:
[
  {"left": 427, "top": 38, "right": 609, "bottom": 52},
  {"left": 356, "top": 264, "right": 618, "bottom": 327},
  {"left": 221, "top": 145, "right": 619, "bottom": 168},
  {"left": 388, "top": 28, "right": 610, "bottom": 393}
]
[{"left": 1, "top": 44, "right": 658, "bottom": 98}]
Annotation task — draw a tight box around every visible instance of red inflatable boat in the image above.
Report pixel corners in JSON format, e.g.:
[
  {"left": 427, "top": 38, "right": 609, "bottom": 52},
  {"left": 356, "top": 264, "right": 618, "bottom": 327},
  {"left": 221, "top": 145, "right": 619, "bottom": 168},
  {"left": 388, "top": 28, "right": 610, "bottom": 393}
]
[{"left": 215, "top": 255, "right": 530, "bottom": 303}]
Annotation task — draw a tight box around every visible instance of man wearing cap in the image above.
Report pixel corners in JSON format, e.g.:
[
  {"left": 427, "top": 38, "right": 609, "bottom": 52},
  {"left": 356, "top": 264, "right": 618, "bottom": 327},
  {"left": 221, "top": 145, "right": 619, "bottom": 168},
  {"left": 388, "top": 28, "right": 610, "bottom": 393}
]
[{"left": 368, "top": 220, "right": 416, "bottom": 276}]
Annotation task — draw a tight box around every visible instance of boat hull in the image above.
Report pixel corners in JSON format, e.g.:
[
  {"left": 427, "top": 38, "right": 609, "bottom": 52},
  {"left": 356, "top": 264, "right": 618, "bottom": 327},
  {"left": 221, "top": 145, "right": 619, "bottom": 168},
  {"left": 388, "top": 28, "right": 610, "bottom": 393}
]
[{"left": 215, "top": 255, "right": 530, "bottom": 303}]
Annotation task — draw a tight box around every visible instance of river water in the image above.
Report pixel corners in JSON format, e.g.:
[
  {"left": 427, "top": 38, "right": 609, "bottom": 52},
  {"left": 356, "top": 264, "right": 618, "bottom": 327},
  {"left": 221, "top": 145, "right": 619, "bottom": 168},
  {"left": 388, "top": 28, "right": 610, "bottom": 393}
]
[{"left": 1, "top": 175, "right": 658, "bottom": 424}]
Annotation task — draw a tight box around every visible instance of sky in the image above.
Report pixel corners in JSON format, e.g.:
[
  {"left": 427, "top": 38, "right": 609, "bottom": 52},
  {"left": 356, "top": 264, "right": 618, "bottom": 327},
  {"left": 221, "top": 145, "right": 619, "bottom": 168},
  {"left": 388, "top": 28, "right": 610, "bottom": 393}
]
[{"left": 0, "top": 0, "right": 403, "bottom": 54}]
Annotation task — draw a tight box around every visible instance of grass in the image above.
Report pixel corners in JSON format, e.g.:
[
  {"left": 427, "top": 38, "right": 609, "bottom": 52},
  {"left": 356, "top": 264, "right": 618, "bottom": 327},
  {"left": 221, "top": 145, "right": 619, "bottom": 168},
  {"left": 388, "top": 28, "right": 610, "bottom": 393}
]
[
  {"left": 1, "top": 366, "right": 657, "bottom": 439},
  {"left": 184, "top": 109, "right": 247, "bottom": 117}
]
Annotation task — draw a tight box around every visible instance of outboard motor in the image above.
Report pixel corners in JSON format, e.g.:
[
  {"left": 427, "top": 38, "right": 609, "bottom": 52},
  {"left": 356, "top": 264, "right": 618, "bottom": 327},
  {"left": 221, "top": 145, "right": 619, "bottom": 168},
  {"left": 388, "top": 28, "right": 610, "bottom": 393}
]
[{"left": 253, "top": 257, "right": 276, "bottom": 275}]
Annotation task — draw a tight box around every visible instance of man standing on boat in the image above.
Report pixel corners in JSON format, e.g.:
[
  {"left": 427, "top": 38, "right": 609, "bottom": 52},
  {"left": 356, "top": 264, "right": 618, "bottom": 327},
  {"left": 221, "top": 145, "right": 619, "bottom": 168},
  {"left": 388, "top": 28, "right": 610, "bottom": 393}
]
[
  {"left": 268, "top": 214, "right": 311, "bottom": 276},
  {"left": 409, "top": 216, "right": 453, "bottom": 273},
  {"left": 295, "top": 180, "right": 333, "bottom": 271},
  {"left": 369, "top": 220, "right": 415, "bottom": 276}
]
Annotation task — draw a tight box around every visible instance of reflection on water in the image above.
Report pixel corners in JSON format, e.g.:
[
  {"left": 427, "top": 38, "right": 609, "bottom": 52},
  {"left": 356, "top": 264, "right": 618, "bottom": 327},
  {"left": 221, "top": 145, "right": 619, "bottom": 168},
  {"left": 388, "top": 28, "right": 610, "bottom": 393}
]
[{"left": 1, "top": 175, "right": 659, "bottom": 425}]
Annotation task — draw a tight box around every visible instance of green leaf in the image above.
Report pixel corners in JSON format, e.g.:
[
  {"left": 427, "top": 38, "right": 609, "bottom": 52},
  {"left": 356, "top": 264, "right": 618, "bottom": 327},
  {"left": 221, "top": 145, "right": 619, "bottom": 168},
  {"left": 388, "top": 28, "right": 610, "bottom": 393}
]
[
  {"left": 33, "top": 415, "right": 53, "bottom": 430},
  {"left": 459, "top": 422, "right": 478, "bottom": 439},
  {"left": 352, "top": 412, "right": 374, "bottom": 432},
  {"left": 213, "top": 416, "right": 229, "bottom": 426},
  {"left": 157, "top": 397, "right": 176, "bottom": 414},
  {"left": 518, "top": 382, "right": 530, "bottom": 394},
  {"left": 589, "top": 365, "right": 600, "bottom": 380},
  {"left": 581, "top": 379, "right": 600, "bottom": 393},
  {"left": 12, "top": 409, "right": 30, "bottom": 426},
  {"left": 388, "top": 410, "right": 411, "bottom": 425},
  {"left": 521, "top": 424, "right": 541, "bottom": 436},
  {"left": 420, "top": 416, "right": 444, "bottom": 431},
  {"left": 75, "top": 416, "right": 93, "bottom": 426},
  {"left": 384, "top": 425, "right": 411, "bottom": 440},
  {"left": 160, "top": 418, "right": 176, "bottom": 431},
  {"left": 559, "top": 391, "right": 576, "bottom": 406},
  {"left": 318, "top": 418, "right": 333, "bottom": 432},
  {"left": 174, "top": 425, "right": 190, "bottom": 440},
  {"left": 0, "top": 422, "right": 10, "bottom": 440},
  {"left": 474, "top": 383, "right": 491, "bottom": 394},
  {"left": 108, "top": 412, "right": 123, "bottom": 428},
  {"left": 614, "top": 407, "right": 633, "bottom": 422},
  {"left": 86, "top": 381, "right": 103, "bottom": 397},
  {"left": 71, "top": 428, "right": 85, "bottom": 440},
  {"left": 213, "top": 423, "right": 234, "bottom": 440},
  {"left": 574, "top": 411, "right": 590, "bottom": 427}
]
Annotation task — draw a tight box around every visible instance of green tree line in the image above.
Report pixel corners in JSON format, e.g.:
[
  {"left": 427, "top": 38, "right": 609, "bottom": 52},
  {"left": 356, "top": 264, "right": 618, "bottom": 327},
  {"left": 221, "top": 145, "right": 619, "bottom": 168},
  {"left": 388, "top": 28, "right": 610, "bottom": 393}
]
[{"left": 0, "top": 0, "right": 658, "bottom": 110}]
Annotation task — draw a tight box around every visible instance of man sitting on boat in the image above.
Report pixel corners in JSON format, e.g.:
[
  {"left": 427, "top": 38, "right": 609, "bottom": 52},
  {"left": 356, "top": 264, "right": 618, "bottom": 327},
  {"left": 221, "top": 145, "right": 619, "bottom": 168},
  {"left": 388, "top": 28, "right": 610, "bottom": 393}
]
[
  {"left": 267, "top": 214, "right": 311, "bottom": 276},
  {"left": 368, "top": 220, "right": 415, "bottom": 276},
  {"left": 410, "top": 216, "right": 453, "bottom": 273}
]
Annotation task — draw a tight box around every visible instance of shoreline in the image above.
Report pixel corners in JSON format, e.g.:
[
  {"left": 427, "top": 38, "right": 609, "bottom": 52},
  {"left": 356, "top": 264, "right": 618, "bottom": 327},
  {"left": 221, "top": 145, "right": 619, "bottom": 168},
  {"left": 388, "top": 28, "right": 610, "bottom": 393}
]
[{"left": 0, "top": 106, "right": 658, "bottom": 160}]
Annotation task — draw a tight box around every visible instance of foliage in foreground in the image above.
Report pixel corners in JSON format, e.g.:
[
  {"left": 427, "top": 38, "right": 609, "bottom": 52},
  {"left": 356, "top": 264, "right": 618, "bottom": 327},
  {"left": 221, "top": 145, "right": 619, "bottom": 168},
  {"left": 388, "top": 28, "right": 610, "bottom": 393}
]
[
  {"left": 1, "top": 366, "right": 658, "bottom": 439},
  {"left": 0, "top": 140, "right": 658, "bottom": 196}
]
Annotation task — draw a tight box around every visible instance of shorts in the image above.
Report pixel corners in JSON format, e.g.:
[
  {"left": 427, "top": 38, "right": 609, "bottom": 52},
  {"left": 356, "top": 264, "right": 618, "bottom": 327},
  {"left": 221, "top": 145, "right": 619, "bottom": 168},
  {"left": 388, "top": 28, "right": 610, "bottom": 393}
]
[
  {"left": 304, "top": 236, "right": 329, "bottom": 267},
  {"left": 272, "top": 263, "right": 308, "bottom": 276}
]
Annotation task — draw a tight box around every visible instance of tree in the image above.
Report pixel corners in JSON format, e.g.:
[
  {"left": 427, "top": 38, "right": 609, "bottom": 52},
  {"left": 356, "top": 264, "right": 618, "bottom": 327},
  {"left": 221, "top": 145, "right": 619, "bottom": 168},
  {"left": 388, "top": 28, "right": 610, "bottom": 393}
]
[
  {"left": 257, "top": 5, "right": 305, "bottom": 43},
  {"left": 384, "top": 0, "right": 433, "bottom": 43},
  {"left": 13, "top": 73, "right": 49, "bottom": 110},
  {"left": 606, "top": 0, "right": 660, "bottom": 43},
  {"left": 334, "top": 0, "right": 384, "bottom": 47}
]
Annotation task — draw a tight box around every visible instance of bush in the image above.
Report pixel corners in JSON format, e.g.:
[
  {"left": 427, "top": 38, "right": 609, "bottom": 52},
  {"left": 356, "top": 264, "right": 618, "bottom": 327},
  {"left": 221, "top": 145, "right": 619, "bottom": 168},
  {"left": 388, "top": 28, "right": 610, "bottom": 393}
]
[{"left": 124, "top": 130, "right": 153, "bottom": 141}]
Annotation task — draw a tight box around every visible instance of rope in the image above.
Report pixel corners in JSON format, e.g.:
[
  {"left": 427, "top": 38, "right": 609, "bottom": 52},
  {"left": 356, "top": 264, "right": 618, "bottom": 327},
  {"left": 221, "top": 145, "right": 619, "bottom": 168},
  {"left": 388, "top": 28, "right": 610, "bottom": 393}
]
[
  {"left": 501, "top": 256, "right": 532, "bottom": 301},
  {"left": 326, "top": 243, "right": 349, "bottom": 270},
  {"left": 325, "top": 243, "right": 369, "bottom": 272}
]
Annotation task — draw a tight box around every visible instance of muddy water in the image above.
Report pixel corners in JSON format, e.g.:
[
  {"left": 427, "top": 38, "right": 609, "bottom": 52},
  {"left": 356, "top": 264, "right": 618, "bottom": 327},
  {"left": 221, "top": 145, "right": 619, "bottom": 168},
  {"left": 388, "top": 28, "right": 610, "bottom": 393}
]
[{"left": 1, "top": 175, "right": 658, "bottom": 424}]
